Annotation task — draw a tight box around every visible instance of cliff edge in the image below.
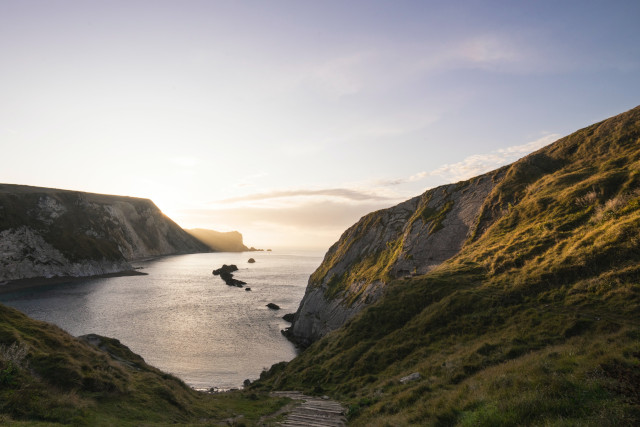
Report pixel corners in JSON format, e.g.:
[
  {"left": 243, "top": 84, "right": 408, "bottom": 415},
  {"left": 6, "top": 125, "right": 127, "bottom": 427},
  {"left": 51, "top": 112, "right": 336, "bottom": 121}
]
[
  {"left": 0, "top": 184, "right": 209, "bottom": 282},
  {"left": 286, "top": 170, "right": 504, "bottom": 347}
]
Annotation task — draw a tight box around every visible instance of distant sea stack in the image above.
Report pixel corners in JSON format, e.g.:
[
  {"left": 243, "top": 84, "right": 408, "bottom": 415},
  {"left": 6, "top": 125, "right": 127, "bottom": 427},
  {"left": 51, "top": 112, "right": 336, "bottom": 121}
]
[
  {"left": 0, "top": 184, "right": 209, "bottom": 283},
  {"left": 185, "top": 228, "right": 250, "bottom": 252}
]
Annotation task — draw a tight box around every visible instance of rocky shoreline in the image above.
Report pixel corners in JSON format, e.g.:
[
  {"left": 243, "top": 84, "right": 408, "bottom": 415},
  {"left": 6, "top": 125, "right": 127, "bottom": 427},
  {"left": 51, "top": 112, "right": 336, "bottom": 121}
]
[{"left": 0, "top": 269, "right": 147, "bottom": 295}]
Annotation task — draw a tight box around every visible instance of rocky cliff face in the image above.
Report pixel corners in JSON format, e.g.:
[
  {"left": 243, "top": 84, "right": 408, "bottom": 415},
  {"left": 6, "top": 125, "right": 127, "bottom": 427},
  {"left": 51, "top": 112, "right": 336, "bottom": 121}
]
[
  {"left": 0, "top": 184, "right": 209, "bottom": 282},
  {"left": 289, "top": 105, "right": 640, "bottom": 347},
  {"left": 287, "top": 169, "right": 506, "bottom": 347}
]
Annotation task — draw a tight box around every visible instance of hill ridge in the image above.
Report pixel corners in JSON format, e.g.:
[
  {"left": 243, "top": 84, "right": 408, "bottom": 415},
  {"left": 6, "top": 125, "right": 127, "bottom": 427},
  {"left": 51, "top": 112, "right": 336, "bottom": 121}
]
[
  {"left": 285, "top": 104, "right": 640, "bottom": 348},
  {"left": 259, "top": 105, "right": 640, "bottom": 425}
]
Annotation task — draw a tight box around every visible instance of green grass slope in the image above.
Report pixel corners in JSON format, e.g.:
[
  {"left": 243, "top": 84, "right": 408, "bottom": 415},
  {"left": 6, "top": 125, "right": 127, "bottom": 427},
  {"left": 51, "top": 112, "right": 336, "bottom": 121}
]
[
  {"left": 254, "top": 106, "right": 640, "bottom": 425},
  {"left": 0, "top": 303, "right": 288, "bottom": 425}
]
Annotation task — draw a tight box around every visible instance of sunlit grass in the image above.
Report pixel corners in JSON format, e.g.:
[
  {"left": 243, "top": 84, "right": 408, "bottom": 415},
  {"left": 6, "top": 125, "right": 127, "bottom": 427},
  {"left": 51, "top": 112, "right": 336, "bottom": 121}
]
[{"left": 254, "top": 106, "right": 640, "bottom": 425}]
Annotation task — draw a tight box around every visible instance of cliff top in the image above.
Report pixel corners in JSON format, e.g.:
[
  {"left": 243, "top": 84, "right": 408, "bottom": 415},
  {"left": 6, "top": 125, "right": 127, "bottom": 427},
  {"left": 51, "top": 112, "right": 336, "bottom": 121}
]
[{"left": 0, "top": 183, "right": 153, "bottom": 205}]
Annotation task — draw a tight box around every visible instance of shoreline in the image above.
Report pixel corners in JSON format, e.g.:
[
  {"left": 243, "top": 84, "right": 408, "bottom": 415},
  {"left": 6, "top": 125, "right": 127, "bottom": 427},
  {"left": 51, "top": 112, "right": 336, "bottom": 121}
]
[
  {"left": 0, "top": 270, "right": 147, "bottom": 295},
  {"left": 0, "top": 249, "right": 273, "bottom": 295}
]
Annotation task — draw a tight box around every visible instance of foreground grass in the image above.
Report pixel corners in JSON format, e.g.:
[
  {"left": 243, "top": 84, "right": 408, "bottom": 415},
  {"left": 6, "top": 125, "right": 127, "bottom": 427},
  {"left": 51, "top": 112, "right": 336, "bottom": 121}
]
[
  {"left": 0, "top": 304, "right": 289, "bottom": 425},
  {"left": 256, "top": 264, "right": 640, "bottom": 425}
]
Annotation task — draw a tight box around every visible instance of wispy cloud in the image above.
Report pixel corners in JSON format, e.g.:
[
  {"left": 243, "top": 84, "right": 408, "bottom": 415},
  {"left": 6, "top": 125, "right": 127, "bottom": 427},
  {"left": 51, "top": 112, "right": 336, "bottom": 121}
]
[
  {"left": 178, "top": 199, "right": 396, "bottom": 248},
  {"left": 429, "top": 133, "right": 560, "bottom": 181},
  {"left": 218, "top": 133, "right": 560, "bottom": 209},
  {"left": 380, "top": 133, "right": 560, "bottom": 186},
  {"left": 183, "top": 133, "right": 561, "bottom": 248},
  {"left": 186, "top": 200, "right": 391, "bottom": 230},
  {"left": 218, "top": 188, "right": 393, "bottom": 204}
]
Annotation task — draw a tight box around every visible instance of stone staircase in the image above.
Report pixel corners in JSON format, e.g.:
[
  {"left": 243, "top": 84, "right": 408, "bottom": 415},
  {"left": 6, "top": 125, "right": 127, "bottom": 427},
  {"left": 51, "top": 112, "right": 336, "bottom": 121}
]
[{"left": 271, "top": 391, "right": 347, "bottom": 426}]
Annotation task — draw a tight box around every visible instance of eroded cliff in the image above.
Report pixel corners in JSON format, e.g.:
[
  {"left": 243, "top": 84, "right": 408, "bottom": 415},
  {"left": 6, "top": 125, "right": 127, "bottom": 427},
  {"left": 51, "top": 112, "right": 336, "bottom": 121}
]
[
  {"left": 0, "top": 184, "right": 209, "bottom": 282},
  {"left": 287, "top": 169, "right": 506, "bottom": 347}
]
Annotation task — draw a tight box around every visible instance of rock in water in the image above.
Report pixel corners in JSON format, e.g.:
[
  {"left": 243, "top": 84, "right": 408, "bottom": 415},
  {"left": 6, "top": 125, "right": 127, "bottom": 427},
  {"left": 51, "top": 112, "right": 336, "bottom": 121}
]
[
  {"left": 212, "top": 264, "right": 238, "bottom": 275},
  {"left": 248, "top": 258, "right": 256, "bottom": 263},
  {"left": 266, "top": 303, "right": 280, "bottom": 310},
  {"left": 212, "top": 264, "right": 245, "bottom": 287},
  {"left": 282, "top": 313, "right": 295, "bottom": 323}
]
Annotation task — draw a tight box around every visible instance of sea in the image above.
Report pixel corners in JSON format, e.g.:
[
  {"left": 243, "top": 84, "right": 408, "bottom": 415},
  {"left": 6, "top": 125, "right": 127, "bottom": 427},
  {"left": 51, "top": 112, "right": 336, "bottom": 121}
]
[{"left": 0, "top": 249, "right": 324, "bottom": 390}]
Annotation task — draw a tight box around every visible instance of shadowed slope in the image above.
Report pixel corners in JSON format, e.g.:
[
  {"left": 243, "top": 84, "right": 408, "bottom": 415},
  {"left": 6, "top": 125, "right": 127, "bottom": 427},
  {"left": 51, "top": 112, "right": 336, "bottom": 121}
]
[{"left": 0, "top": 303, "right": 288, "bottom": 425}]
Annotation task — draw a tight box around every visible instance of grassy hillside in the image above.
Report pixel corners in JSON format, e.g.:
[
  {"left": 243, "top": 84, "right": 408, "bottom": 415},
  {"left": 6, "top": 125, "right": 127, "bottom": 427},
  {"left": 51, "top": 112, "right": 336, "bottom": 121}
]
[
  {"left": 254, "top": 106, "right": 640, "bottom": 425},
  {"left": 0, "top": 303, "right": 288, "bottom": 425}
]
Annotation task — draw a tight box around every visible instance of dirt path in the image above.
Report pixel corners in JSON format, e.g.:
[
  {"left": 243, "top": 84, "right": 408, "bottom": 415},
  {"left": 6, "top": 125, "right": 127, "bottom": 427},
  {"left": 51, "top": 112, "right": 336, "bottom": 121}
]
[{"left": 270, "top": 391, "right": 347, "bottom": 426}]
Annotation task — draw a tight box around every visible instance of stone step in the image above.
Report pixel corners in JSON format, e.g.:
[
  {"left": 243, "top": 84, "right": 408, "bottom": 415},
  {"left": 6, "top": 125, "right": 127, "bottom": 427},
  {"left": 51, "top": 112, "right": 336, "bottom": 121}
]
[
  {"left": 282, "top": 422, "right": 342, "bottom": 427},
  {"left": 283, "top": 417, "right": 345, "bottom": 427},
  {"left": 296, "top": 407, "right": 345, "bottom": 416},
  {"left": 283, "top": 416, "right": 345, "bottom": 425},
  {"left": 272, "top": 390, "right": 347, "bottom": 426}
]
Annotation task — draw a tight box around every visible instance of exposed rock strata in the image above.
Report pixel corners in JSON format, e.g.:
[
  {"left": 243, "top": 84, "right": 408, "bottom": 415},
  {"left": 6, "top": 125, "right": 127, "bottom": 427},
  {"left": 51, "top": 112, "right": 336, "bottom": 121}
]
[
  {"left": 0, "top": 184, "right": 209, "bottom": 282},
  {"left": 287, "top": 171, "right": 505, "bottom": 347}
]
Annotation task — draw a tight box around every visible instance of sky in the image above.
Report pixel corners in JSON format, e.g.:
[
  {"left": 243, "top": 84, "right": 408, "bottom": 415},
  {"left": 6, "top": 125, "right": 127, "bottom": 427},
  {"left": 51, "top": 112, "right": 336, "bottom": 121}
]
[{"left": 1, "top": 0, "right": 639, "bottom": 250}]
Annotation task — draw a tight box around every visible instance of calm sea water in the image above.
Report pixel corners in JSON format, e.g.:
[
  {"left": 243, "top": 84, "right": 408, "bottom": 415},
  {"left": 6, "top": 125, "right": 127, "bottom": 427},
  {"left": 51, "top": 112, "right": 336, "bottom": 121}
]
[{"left": 0, "top": 250, "right": 323, "bottom": 389}]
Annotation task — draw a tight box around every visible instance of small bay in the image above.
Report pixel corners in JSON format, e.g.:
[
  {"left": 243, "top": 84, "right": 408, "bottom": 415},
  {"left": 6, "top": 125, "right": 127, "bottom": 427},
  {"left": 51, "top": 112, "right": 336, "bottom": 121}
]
[{"left": 0, "top": 250, "right": 323, "bottom": 389}]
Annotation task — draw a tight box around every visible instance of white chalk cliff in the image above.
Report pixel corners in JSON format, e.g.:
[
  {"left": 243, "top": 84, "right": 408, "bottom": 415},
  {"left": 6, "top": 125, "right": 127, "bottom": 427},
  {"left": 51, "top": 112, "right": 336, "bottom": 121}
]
[{"left": 0, "top": 184, "right": 209, "bottom": 282}]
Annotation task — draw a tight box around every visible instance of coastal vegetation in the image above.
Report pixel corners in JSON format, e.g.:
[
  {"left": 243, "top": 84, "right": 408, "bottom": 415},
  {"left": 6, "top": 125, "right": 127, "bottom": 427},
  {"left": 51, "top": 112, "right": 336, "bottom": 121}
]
[
  {"left": 254, "top": 106, "right": 640, "bottom": 425},
  {"left": 0, "top": 303, "right": 289, "bottom": 425}
]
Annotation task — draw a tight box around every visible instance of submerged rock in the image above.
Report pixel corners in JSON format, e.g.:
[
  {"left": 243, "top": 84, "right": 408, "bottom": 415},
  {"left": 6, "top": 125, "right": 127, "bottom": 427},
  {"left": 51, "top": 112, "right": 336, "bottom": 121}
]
[
  {"left": 266, "top": 303, "right": 280, "bottom": 310},
  {"left": 245, "top": 287, "right": 251, "bottom": 291}
]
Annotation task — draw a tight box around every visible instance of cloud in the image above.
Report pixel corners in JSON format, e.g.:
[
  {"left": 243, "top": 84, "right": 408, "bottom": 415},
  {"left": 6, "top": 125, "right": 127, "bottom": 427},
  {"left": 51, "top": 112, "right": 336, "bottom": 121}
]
[
  {"left": 377, "top": 133, "right": 560, "bottom": 186},
  {"left": 177, "top": 199, "right": 397, "bottom": 248},
  {"left": 173, "top": 133, "right": 562, "bottom": 248},
  {"left": 218, "top": 188, "right": 393, "bottom": 204},
  {"left": 186, "top": 200, "right": 391, "bottom": 230},
  {"left": 428, "top": 133, "right": 560, "bottom": 181}
]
